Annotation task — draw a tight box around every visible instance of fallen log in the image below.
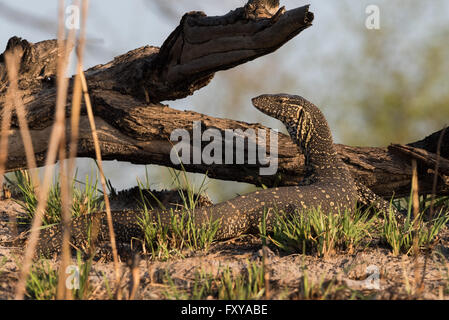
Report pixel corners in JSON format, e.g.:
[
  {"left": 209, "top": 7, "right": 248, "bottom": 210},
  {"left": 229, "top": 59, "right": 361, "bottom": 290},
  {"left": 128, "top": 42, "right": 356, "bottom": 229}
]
[{"left": 0, "top": 2, "right": 447, "bottom": 199}]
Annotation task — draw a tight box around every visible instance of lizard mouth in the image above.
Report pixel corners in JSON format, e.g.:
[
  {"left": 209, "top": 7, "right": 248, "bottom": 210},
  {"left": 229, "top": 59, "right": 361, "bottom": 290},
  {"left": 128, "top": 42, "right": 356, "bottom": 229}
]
[
  {"left": 251, "top": 94, "right": 273, "bottom": 117},
  {"left": 251, "top": 93, "right": 290, "bottom": 117},
  {"left": 251, "top": 95, "right": 264, "bottom": 109}
]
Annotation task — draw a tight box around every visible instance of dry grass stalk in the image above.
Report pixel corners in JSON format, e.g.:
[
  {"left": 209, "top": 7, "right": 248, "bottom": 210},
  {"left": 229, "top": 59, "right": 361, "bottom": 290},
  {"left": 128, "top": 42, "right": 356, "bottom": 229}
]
[
  {"left": 411, "top": 160, "right": 419, "bottom": 255},
  {"left": 411, "top": 160, "right": 423, "bottom": 296},
  {"left": 79, "top": 68, "right": 122, "bottom": 299},
  {"left": 56, "top": 151, "right": 72, "bottom": 300},
  {"left": 56, "top": 0, "right": 83, "bottom": 301},
  {"left": 0, "top": 63, "right": 14, "bottom": 189},
  {"left": 4, "top": 48, "right": 39, "bottom": 264},
  {"left": 4, "top": 53, "right": 40, "bottom": 190},
  {"left": 14, "top": 0, "right": 76, "bottom": 300},
  {"left": 68, "top": 0, "right": 88, "bottom": 178},
  {"left": 56, "top": 0, "right": 90, "bottom": 300}
]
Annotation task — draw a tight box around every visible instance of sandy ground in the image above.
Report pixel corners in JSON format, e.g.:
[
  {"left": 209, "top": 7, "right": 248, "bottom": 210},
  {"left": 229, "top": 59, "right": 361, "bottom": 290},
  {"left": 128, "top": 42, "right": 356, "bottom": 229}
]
[{"left": 1, "top": 198, "right": 449, "bottom": 300}]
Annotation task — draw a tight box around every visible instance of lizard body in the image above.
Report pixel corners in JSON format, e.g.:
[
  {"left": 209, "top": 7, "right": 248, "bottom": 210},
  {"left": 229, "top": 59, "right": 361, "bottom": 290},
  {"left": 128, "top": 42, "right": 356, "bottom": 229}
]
[{"left": 34, "top": 94, "right": 393, "bottom": 257}]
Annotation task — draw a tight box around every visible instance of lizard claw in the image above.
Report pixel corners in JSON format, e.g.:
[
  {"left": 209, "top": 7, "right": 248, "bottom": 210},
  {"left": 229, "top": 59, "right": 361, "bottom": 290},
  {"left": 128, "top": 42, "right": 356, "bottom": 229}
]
[{"left": 270, "top": 6, "right": 286, "bottom": 23}]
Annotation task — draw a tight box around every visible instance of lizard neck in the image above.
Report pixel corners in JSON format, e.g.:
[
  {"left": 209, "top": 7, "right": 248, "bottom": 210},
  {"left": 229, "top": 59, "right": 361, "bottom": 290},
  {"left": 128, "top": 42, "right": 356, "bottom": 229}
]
[
  {"left": 289, "top": 128, "right": 343, "bottom": 180},
  {"left": 285, "top": 103, "right": 343, "bottom": 180}
]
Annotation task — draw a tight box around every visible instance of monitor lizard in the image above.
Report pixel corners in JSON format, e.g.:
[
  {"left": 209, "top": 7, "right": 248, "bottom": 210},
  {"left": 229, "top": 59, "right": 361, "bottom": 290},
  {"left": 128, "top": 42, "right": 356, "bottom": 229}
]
[{"left": 31, "top": 94, "right": 396, "bottom": 257}]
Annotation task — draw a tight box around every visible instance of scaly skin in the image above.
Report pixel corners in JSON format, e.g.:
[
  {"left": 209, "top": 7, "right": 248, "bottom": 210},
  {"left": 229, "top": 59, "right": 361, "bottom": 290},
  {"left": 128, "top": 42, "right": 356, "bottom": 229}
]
[{"left": 34, "top": 94, "right": 391, "bottom": 257}]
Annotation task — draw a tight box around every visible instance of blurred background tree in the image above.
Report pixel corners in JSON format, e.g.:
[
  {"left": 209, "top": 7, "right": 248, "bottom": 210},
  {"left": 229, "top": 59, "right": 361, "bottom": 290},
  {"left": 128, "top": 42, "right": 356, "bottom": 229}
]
[
  {"left": 0, "top": 0, "right": 448, "bottom": 202},
  {"left": 331, "top": 0, "right": 449, "bottom": 146}
]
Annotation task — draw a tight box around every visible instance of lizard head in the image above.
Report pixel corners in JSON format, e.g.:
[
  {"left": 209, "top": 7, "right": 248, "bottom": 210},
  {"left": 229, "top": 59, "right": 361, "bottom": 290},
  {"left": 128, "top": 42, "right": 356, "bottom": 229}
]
[
  {"left": 252, "top": 93, "right": 311, "bottom": 130},
  {"left": 252, "top": 93, "right": 337, "bottom": 168},
  {"left": 252, "top": 93, "right": 324, "bottom": 151},
  {"left": 252, "top": 94, "right": 306, "bottom": 120}
]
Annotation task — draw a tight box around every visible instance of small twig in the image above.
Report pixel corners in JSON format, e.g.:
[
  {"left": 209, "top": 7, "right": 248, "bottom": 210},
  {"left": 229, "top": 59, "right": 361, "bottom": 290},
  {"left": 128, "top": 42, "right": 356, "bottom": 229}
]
[
  {"left": 411, "top": 160, "right": 425, "bottom": 297},
  {"left": 429, "top": 126, "right": 447, "bottom": 220}
]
